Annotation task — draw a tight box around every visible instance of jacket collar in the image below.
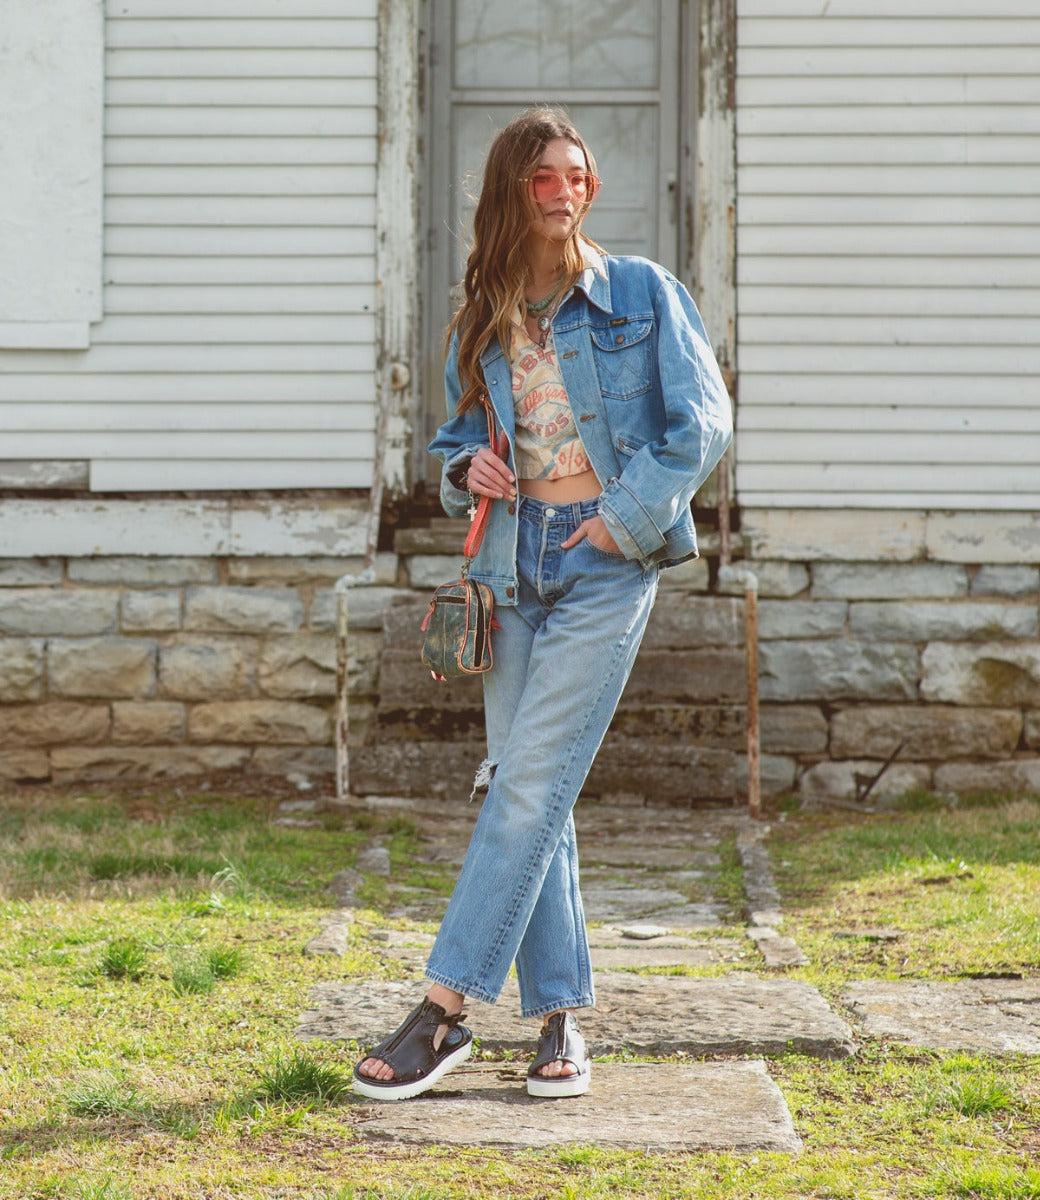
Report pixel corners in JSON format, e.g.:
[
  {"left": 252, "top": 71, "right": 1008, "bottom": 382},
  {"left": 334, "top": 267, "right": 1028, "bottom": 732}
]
[
  {"left": 479, "top": 243, "right": 611, "bottom": 368},
  {"left": 574, "top": 242, "right": 612, "bottom": 314}
]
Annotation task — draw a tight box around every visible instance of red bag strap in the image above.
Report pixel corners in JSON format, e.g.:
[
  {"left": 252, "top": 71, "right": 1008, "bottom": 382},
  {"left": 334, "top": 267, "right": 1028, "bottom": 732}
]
[{"left": 462, "top": 408, "right": 509, "bottom": 561}]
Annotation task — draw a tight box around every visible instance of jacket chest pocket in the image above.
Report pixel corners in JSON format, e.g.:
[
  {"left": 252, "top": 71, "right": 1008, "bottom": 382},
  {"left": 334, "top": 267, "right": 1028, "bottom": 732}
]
[{"left": 589, "top": 318, "right": 653, "bottom": 400}]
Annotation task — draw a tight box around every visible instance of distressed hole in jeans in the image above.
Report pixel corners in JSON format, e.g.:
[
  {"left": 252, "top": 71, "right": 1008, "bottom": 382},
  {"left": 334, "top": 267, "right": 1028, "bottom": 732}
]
[{"left": 470, "top": 758, "right": 497, "bottom": 801}]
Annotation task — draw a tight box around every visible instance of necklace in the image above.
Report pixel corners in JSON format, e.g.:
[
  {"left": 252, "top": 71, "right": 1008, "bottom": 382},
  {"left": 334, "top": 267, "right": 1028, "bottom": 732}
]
[{"left": 524, "top": 280, "right": 563, "bottom": 314}]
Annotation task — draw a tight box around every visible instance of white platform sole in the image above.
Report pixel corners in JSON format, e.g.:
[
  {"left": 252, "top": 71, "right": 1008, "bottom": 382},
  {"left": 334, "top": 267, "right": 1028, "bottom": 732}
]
[
  {"left": 526, "top": 1060, "right": 591, "bottom": 1099},
  {"left": 352, "top": 1036, "right": 473, "bottom": 1101}
]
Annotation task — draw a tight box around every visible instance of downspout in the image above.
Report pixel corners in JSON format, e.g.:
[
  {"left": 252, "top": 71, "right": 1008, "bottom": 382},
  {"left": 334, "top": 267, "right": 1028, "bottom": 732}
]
[
  {"left": 334, "top": 0, "right": 421, "bottom": 804},
  {"left": 697, "top": 0, "right": 758, "bottom": 815}
]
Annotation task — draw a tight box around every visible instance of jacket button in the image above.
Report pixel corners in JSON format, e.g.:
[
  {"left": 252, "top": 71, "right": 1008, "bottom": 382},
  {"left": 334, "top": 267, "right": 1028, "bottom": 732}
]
[
  {"left": 506, "top": 587, "right": 515, "bottom": 598},
  {"left": 615, "top": 334, "right": 625, "bottom": 344},
  {"left": 507, "top": 504, "right": 515, "bottom": 515}
]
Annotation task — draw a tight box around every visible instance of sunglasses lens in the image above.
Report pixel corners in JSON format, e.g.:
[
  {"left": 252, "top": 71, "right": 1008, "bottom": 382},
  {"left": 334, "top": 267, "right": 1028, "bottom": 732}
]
[{"left": 529, "top": 172, "right": 598, "bottom": 203}]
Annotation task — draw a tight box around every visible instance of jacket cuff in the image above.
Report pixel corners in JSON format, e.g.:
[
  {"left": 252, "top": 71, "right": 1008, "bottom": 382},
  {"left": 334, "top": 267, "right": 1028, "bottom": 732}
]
[
  {"left": 599, "top": 477, "right": 666, "bottom": 560},
  {"left": 439, "top": 445, "right": 481, "bottom": 517}
]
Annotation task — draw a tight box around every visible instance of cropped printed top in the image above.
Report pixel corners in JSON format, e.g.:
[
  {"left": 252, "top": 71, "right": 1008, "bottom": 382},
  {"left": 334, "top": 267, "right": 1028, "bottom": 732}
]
[{"left": 508, "top": 322, "right": 590, "bottom": 481}]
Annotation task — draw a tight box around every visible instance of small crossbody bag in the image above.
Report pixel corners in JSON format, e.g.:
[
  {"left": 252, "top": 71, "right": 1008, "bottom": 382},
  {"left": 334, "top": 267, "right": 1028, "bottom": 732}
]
[{"left": 420, "top": 412, "right": 509, "bottom": 683}]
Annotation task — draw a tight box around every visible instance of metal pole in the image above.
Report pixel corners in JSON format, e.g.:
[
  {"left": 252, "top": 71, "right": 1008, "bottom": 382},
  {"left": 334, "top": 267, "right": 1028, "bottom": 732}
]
[
  {"left": 744, "top": 572, "right": 761, "bottom": 820},
  {"left": 718, "top": 564, "right": 760, "bottom": 818}
]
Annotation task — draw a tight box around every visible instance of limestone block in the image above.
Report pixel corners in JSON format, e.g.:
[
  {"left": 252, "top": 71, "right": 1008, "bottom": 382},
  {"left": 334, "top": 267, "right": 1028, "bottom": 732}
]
[
  {"left": 971, "top": 566, "right": 1040, "bottom": 597},
  {"left": 120, "top": 589, "right": 182, "bottom": 633},
  {"left": 50, "top": 744, "right": 250, "bottom": 782},
  {"left": 845, "top": 979, "right": 1040, "bottom": 1053},
  {"left": 0, "top": 750, "right": 50, "bottom": 781},
  {"left": 394, "top": 522, "right": 468, "bottom": 555},
  {"left": 799, "top": 760, "right": 932, "bottom": 806},
  {"left": 1026, "top": 712, "right": 1040, "bottom": 749},
  {"left": 743, "top": 509, "right": 926, "bottom": 562},
  {"left": 406, "top": 554, "right": 466, "bottom": 589},
  {"left": 228, "top": 498, "right": 368, "bottom": 557},
  {"left": 375, "top": 648, "right": 486, "bottom": 712},
  {"left": 252, "top": 745, "right": 337, "bottom": 778},
  {"left": 610, "top": 703, "right": 746, "bottom": 751},
  {"left": 587, "top": 741, "right": 736, "bottom": 802},
  {"left": 0, "top": 702, "right": 110, "bottom": 747},
  {"left": 934, "top": 760, "right": 1040, "bottom": 796},
  {"left": 717, "top": 561, "right": 809, "bottom": 599},
  {"left": 0, "top": 588, "right": 118, "bottom": 635},
  {"left": 758, "top": 640, "right": 918, "bottom": 702},
  {"left": 656, "top": 555, "right": 710, "bottom": 592},
  {"left": 351, "top": 741, "right": 492, "bottom": 799},
  {"left": 258, "top": 634, "right": 337, "bottom": 699},
  {"left": 0, "top": 499, "right": 230, "bottom": 557},
  {"left": 927, "top": 511, "right": 1040, "bottom": 565},
  {"left": 185, "top": 586, "right": 303, "bottom": 633},
  {"left": 734, "top": 753, "right": 797, "bottom": 797},
  {"left": 758, "top": 600, "right": 847, "bottom": 640},
  {"left": 813, "top": 563, "right": 968, "bottom": 601},
  {"left": 188, "top": 700, "right": 331, "bottom": 745},
  {"left": 68, "top": 557, "right": 217, "bottom": 585},
  {"left": 227, "top": 551, "right": 398, "bottom": 586},
  {"left": 309, "top": 586, "right": 400, "bottom": 632},
  {"left": 306, "top": 974, "right": 854, "bottom": 1060},
  {"left": 48, "top": 637, "right": 157, "bottom": 698},
  {"left": 0, "top": 638, "right": 44, "bottom": 701},
  {"left": 850, "top": 601, "right": 1037, "bottom": 642},
  {"left": 627, "top": 648, "right": 748, "bottom": 703},
  {"left": 383, "top": 600, "right": 443, "bottom": 643},
  {"left": 159, "top": 641, "right": 254, "bottom": 700},
  {"left": 830, "top": 705, "right": 1022, "bottom": 760},
  {"left": 642, "top": 594, "right": 744, "bottom": 649},
  {"left": 921, "top": 642, "right": 1040, "bottom": 706},
  {"left": 111, "top": 701, "right": 186, "bottom": 745},
  {"left": 0, "top": 559, "right": 63, "bottom": 587},
  {"left": 760, "top": 705, "right": 828, "bottom": 754},
  {"left": 350, "top": 1060, "right": 802, "bottom": 1153}
]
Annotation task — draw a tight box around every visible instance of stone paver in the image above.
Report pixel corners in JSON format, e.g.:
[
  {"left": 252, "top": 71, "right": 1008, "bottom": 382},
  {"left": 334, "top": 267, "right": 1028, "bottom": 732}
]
[
  {"left": 845, "top": 979, "right": 1040, "bottom": 1053},
  {"left": 298, "top": 974, "right": 855, "bottom": 1059},
  {"left": 351, "top": 1061, "right": 802, "bottom": 1153}
]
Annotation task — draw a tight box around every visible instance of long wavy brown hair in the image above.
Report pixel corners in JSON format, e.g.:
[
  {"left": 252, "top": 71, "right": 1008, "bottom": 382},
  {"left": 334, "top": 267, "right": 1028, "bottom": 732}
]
[{"left": 446, "top": 106, "right": 602, "bottom": 415}]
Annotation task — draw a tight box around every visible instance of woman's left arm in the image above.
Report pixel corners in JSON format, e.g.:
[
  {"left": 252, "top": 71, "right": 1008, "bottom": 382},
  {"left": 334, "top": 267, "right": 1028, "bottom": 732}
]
[{"left": 597, "top": 277, "right": 733, "bottom": 560}]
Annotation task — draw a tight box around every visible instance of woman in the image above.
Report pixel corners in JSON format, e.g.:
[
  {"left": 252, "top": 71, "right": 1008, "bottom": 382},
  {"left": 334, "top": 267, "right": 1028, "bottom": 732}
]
[{"left": 354, "top": 107, "right": 732, "bottom": 1101}]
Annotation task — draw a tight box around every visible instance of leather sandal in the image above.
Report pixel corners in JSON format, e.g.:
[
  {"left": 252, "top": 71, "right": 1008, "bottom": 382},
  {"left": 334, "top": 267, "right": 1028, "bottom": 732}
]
[
  {"left": 527, "top": 1011, "right": 591, "bottom": 1098},
  {"left": 352, "top": 998, "right": 473, "bottom": 1101}
]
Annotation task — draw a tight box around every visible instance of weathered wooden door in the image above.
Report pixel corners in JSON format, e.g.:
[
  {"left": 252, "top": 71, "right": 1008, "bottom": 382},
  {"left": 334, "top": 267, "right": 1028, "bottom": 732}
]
[{"left": 421, "top": 0, "right": 689, "bottom": 473}]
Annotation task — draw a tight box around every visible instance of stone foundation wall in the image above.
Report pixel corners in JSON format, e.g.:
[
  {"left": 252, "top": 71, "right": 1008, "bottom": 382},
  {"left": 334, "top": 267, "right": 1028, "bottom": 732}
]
[
  {"left": 2, "top": 505, "right": 1039, "bottom": 806},
  {"left": 0, "top": 552, "right": 398, "bottom": 786}
]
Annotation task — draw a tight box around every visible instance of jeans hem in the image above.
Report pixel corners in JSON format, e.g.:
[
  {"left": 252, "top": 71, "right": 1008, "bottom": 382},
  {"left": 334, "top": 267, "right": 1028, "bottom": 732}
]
[
  {"left": 424, "top": 968, "right": 499, "bottom": 1007},
  {"left": 521, "top": 994, "right": 596, "bottom": 1021}
]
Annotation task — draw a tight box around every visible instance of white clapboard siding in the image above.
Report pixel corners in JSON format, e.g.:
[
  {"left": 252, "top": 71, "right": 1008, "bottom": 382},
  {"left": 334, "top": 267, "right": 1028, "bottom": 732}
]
[
  {"left": 0, "top": 0, "right": 379, "bottom": 492},
  {"left": 735, "top": 3, "right": 1040, "bottom": 509}
]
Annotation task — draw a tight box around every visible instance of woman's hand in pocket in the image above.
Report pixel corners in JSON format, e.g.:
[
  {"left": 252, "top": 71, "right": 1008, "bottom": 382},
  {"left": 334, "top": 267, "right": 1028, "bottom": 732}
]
[{"left": 561, "top": 515, "right": 621, "bottom": 555}]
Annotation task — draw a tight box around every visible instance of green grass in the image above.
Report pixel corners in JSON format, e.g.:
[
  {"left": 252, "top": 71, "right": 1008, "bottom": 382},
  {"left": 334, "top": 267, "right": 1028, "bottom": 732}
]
[
  {"left": 96, "top": 936, "right": 149, "bottom": 981},
  {"left": 766, "top": 796, "right": 1040, "bottom": 980},
  {"left": 0, "top": 785, "right": 1038, "bottom": 1199}
]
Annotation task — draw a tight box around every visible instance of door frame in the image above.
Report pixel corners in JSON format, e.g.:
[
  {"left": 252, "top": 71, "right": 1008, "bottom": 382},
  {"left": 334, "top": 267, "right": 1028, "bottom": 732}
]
[{"left": 379, "top": 0, "right": 737, "bottom": 495}]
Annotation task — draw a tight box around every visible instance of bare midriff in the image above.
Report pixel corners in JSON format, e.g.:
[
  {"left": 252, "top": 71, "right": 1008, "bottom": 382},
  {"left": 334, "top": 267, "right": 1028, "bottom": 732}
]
[{"left": 518, "top": 467, "right": 602, "bottom": 503}]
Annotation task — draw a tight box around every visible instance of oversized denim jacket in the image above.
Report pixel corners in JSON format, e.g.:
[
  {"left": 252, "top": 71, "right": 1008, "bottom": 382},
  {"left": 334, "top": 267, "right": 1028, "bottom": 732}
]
[{"left": 428, "top": 249, "right": 733, "bottom": 607}]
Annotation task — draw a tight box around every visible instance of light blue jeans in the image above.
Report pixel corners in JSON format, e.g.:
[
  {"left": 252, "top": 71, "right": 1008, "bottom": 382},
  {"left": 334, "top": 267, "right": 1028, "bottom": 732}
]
[{"left": 425, "top": 495, "right": 659, "bottom": 1018}]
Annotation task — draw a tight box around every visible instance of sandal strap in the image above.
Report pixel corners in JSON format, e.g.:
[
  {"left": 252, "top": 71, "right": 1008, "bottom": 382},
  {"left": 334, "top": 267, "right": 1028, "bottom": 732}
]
[
  {"left": 528, "top": 1011, "right": 587, "bottom": 1076},
  {"left": 363, "top": 999, "right": 469, "bottom": 1083}
]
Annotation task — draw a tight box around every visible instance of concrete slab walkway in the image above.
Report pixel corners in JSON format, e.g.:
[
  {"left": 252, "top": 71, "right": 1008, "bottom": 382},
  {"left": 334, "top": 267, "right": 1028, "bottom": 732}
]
[{"left": 295, "top": 794, "right": 1038, "bottom": 1152}]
